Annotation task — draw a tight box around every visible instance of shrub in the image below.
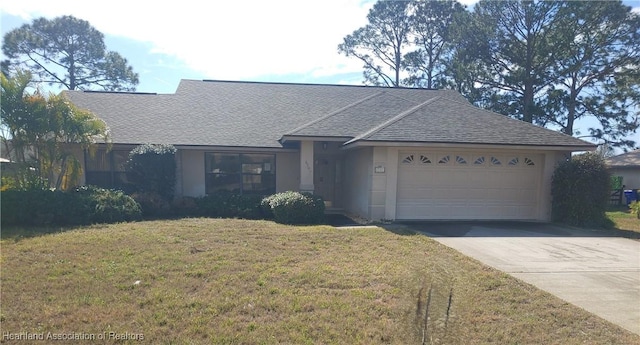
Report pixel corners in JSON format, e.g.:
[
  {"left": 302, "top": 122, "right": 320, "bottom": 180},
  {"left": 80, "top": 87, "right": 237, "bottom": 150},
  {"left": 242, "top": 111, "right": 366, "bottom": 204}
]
[
  {"left": 263, "top": 191, "right": 325, "bottom": 225},
  {"left": 172, "top": 196, "right": 200, "bottom": 218},
  {"left": 126, "top": 144, "right": 177, "bottom": 200},
  {"left": 630, "top": 201, "right": 640, "bottom": 219},
  {"left": 131, "top": 191, "right": 172, "bottom": 219},
  {"left": 77, "top": 186, "right": 142, "bottom": 224},
  {"left": 0, "top": 186, "right": 141, "bottom": 227},
  {"left": 196, "top": 191, "right": 264, "bottom": 219},
  {"left": 551, "top": 152, "right": 612, "bottom": 227}
]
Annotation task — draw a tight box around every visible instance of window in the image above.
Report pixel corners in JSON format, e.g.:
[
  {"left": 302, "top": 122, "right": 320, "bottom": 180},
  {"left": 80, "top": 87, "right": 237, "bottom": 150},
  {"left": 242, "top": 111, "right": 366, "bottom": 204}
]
[
  {"left": 205, "top": 153, "right": 275, "bottom": 195},
  {"left": 85, "top": 149, "right": 132, "bottom": 190}
]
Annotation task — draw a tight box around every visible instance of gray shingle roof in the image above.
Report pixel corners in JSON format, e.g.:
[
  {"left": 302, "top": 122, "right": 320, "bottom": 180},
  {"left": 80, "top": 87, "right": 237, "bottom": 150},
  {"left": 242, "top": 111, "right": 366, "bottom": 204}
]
[
  {"left": 606, "top": 149, "right": 640, "bottom": 167},
  {"left": 349, "top": 96, "right": 594, "bottom": 147},
  {"left": 63, "top": 79, "right": 595, "bottom": 150}
]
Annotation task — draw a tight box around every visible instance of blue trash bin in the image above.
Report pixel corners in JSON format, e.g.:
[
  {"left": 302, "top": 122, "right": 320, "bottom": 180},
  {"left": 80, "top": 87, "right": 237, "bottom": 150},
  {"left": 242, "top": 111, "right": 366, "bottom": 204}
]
[{"left": 624, "top": 190, "right": 637, "bottom": 206}]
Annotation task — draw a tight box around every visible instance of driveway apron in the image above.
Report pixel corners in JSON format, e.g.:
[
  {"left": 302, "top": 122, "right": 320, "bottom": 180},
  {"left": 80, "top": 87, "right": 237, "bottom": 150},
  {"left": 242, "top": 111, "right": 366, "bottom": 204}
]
[{"left": 413, "top": 223, "right": 640, "bottom": 335}]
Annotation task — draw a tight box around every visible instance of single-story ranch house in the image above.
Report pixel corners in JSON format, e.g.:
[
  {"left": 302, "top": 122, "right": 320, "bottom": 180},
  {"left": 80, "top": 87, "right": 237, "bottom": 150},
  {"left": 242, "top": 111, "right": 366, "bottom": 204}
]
[
  {"left": 64, "top": 79, "right": 595, "bottom": 222},
  {"left": 606, "top": 149, "right": 640, "bottom": 189}
]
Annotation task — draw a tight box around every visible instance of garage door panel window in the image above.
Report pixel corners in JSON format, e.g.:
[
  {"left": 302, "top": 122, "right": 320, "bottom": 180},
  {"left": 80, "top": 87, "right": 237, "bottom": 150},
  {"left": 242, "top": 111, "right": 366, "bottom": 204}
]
[{"left": 455, "top": 155, "right": 467, "bottom": 164}]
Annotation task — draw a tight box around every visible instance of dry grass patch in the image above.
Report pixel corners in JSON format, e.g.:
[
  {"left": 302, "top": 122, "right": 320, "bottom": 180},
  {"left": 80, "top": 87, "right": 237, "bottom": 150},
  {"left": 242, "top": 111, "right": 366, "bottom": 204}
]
[
  {"left": 607, "top": 207, "right": 640, "bottom": 234},
  {"left": 1, "top": 218, "right": 638, "bottom": 344}
]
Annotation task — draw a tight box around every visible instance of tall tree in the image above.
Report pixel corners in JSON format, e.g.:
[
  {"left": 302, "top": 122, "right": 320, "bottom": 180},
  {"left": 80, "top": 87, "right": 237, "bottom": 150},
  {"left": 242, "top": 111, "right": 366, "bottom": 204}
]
[
  {"left": 338, "top": 1, "right": 413, "bottom": 87},
  {"left": 2, "top": 15, "right": 138, "bottom": 91},
  {"left": 1, "top": 71, "right": 110, "bottom": 189},
  {"left": 404, "top": 0, "right": 466, "bottom": 89},
  {"left": 541, "top": 1, "right": 640, "bottom": 148},
  {"left": 466, "top": 0, "right": 563, "bottom": 123}
]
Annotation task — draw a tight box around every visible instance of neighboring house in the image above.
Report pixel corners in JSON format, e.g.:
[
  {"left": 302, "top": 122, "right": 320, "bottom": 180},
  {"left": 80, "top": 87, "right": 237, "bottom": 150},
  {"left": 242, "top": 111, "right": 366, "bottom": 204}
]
[
  {"left": 64, "top": 79, "right": 595, "bottom": 222},
  {"left": 606, "top": 149, "right": 640, "bottom": 189}
]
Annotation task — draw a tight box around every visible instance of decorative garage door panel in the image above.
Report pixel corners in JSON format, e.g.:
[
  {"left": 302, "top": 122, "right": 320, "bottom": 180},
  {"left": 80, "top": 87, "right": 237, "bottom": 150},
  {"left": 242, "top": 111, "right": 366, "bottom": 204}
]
[{"left": 396, "top": 152, "right": 542, "bottom": 220}]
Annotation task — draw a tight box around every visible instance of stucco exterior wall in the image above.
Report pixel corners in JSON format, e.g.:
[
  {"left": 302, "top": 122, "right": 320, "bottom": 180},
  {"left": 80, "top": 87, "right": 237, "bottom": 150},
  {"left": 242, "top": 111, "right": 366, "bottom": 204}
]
[
  {"left": 609, "top": 168, "right": 640, "bottom": 190},
  {"left": 370, "top": 147, "right": 389, "bottom": 220},
  {"left": 539, "top": 151, "right": 569, "bottom": 221},
  {"left": 344, "top": 147, "right": 373, "bottom": 219},
  {"left": 276, "top": 151, "right": 300, "bottom": 192}
]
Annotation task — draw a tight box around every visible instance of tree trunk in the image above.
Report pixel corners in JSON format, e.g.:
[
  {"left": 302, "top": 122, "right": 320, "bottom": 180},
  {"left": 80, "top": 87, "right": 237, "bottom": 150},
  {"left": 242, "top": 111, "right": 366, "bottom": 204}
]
[{"left": 565, "top": 85, "right": 578, "bottom": 136}]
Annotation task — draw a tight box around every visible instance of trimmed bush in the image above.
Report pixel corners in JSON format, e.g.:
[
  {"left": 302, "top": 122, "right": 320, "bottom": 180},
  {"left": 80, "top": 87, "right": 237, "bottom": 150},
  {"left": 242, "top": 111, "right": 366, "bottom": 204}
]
[
  {"left": 131, "top": 191, "right": 172, "bottom": 219},
  {"left": 172, "top": 196, "right": 200, "bottom": 218},
  {"left": 126, "top": 144, "right": 177, "bottom": 200},
  {"left": 1, "top": 186, "right": 141, "bottom": 226},
  {"left": 77, "top": 186, "right": 142, "bottom": 224},
  {"left": 551, "top": 152, "right": 612, "bottom": 227},
  {"left": 263, "top": 191, "right": 325, "bottom": 225},
  {"left": 196, "top": 191, "right": 264, "bottom": 219}
]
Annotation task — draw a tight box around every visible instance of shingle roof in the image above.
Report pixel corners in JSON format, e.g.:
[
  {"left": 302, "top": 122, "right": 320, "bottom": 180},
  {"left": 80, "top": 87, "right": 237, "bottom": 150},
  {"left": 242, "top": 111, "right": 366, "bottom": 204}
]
[
  {"left": 606, "top": 149, "right": 640, "bottom": 167},
  {"left": 349, "top": 96, "right": 594, "bottom": 147},
  {"left": 64, "top": 79, "right": 595, "bottom": 150}
]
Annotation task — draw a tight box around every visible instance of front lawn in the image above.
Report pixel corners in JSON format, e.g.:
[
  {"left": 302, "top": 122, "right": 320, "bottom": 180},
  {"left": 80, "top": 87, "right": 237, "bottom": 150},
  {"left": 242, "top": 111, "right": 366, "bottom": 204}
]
[
  {"left": 607, "top": 205, "right": 640, "bottom": 234},
  {"left": 1, "top": 219, "right": 637, "bottom": 344}
]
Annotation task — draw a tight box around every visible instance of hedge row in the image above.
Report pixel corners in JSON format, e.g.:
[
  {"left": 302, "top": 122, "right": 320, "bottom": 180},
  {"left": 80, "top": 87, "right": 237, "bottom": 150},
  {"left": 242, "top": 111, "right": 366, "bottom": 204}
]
[
  {"left": 2, "top": 189, "right": 325, "bottom": 226},
  {"left": 134, "top": 190, "right": 325, "bottom": 225},
  {"left": 1, "top": 186, "right": 142, "bottom": 226}
]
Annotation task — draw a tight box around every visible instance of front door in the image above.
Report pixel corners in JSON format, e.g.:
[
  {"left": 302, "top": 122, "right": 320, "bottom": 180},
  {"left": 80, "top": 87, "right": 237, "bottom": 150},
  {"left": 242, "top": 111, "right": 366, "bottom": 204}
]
[{"left": 314, "top": 154, "right": 343, "bottom": 208}]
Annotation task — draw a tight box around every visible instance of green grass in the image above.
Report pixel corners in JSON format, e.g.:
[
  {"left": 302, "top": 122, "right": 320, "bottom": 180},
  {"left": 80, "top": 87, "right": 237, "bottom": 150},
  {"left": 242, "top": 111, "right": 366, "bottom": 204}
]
[
  {"left": 607, "top": 205, "right": 640, "bottom": 234},
  {"left": 1, "top": 218, "right": 638, "bottom": 344}
]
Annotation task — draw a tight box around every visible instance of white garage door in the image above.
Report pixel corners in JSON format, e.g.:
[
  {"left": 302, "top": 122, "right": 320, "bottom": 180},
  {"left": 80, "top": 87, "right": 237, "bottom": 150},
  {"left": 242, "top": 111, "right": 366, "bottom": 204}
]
[{"left": 396, "top": 151, "right": 542, "bottom": 220}]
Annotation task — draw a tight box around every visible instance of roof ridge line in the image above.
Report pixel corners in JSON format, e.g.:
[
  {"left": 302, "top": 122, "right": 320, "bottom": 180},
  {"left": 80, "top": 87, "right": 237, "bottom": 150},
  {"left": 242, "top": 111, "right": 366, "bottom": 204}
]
[
  {"left": 347, "top": 96, "right": 442, "bottom": 144},
  {"left": 284, "top": 90, "right": 386, "bottom": 135}
]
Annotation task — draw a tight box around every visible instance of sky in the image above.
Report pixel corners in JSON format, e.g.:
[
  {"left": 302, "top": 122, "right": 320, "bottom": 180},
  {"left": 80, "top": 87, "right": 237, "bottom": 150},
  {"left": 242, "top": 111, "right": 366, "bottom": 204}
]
[{"left": 1, "top": 0, "right": 639, "bottom": 148}]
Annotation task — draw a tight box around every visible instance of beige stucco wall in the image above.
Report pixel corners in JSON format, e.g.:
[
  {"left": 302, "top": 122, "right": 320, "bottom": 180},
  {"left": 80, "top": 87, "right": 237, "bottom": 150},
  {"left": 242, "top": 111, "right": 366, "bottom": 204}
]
[
  {"left": 370, "top": 147, "right": 389, "bottom": 220},
  {"left": 538, "top": 151, "right": 569, "bottom": 221},
  {"left": 609, "top": 168, "right": 640, "bottom": 190},
  {"left": 343, "top": 147, "right": 373, "bottom": 219},
  {"left": 276, "top": 151, "right": 300, "bottom": 192}
]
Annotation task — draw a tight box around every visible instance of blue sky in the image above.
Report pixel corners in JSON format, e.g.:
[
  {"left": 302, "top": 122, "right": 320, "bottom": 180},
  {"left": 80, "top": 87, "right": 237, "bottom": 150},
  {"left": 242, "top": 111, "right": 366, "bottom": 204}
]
[{"left": 1, "top": 0, "right": 638, "bottom": 148}]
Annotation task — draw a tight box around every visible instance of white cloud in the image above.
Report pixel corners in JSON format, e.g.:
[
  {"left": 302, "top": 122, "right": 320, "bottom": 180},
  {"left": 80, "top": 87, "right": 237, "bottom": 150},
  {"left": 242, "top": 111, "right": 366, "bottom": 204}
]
[{"left": 1, "top": 0, "right": 373, "bottom": 81}]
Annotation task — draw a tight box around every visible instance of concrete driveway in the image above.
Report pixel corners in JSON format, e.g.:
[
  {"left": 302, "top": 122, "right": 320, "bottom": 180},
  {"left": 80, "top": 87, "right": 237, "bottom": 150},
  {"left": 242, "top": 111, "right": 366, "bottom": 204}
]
[{"left": 407, "top": 222, "right": 640, "bottom": 335}]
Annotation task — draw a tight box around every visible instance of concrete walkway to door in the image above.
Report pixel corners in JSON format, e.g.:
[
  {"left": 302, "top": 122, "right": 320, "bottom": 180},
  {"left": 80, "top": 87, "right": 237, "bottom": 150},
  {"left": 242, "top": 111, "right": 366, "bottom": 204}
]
[{"left": 406, "top": 222, "right": 640, "bottom": 335}]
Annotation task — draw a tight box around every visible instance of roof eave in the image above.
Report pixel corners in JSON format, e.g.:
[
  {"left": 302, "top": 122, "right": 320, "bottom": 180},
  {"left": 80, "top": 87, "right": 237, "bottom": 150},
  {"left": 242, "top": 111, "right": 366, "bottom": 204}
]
[
  {"left": 279, "top": 135, "right": 353, "bottom": 144},
  {"left": 341, "top": 140, "right": 597, "bottom": 152}
]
